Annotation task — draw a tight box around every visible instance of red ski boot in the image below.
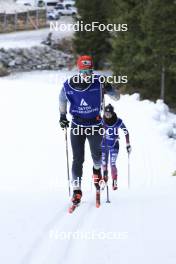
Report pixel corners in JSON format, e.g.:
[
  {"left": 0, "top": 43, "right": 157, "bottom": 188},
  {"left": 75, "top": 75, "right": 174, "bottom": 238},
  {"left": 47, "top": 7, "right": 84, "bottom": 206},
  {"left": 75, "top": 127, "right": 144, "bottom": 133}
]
[
  {"left": 93, "top": 167, "right": 102, "bottom": 208},
  {"left": 68, "top": 190, "right": 82, "bottom": 213}
]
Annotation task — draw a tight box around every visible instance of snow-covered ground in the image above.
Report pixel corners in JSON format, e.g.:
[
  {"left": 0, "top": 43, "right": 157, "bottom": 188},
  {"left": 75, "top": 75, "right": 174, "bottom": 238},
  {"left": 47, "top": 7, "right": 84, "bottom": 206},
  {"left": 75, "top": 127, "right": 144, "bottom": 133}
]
[
  {"left": 0, "top": 17, "right": 74, "bottom": 48},
  {"left": 0, "top": 70, "right": 176, "bottom": 264},
  {"left": 0, "top": 0, "right": 39, "bottom": 13}
]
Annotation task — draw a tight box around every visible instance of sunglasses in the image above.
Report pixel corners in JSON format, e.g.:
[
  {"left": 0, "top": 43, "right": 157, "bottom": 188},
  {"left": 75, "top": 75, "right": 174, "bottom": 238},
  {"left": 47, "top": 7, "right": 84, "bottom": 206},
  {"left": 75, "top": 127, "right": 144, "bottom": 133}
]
[{"left": 79, "top": 69, "right": 93, "bottom": 75}]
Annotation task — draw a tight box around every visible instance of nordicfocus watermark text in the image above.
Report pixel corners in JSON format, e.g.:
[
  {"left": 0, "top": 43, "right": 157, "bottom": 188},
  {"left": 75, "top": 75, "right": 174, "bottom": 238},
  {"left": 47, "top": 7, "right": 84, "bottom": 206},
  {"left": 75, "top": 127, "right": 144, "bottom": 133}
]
[
  {"left": 71, "top": 126, "right": 128, "bottom": 136},
  {"left": 50, "top": 21, "right": 128, "bottom": 32},
  {"left": 70, "top": 74, "right": 128, "bottom": 84},
  {"left": 71, "top": 176, "right": 117, "bottom": 190},
  {"left": 49, "top": 230, "right": 128, "bottom": 240}
]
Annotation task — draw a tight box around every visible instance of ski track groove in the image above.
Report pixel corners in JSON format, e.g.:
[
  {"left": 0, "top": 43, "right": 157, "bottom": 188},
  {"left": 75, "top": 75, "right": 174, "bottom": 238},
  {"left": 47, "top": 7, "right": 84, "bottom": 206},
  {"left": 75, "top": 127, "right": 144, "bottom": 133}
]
[
  {"left": 59, "top": 192, "right": 110, "bottom": 264},
  {"left": 62, "top": 190, "right": 114, "bottom": 264},
  {"left": 20, "top": 204, "right": 68, "bottom": 264},
  {"left": 21, "top": 198, "right": 96, "bottom": 264},
  {"left": 58, "top": 201, "right": 94, "bottom": 264}
]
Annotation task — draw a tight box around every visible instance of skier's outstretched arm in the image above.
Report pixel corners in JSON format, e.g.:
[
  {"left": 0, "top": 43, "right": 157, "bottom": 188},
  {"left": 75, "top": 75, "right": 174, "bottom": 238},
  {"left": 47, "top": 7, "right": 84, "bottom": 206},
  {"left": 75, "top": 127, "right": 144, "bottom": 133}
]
[
  {"left": 59, "top": 86, "right": 67, "bottom": 115},
  {"left": 120, "top": 121, "right": 131, "bottom": 153}
]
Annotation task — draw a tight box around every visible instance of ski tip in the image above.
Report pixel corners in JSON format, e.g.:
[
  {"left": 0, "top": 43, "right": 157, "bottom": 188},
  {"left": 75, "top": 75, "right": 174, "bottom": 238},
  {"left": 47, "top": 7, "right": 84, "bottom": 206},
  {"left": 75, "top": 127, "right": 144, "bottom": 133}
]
[
  {"left": 96, "top": 203, "right": 100, "bottom": 208},
  {"left": 68, "top": 208, "right": 72, "bottom": 214},
  {"left": 68, "top": 205, "right": 76, "bottom": 214}
]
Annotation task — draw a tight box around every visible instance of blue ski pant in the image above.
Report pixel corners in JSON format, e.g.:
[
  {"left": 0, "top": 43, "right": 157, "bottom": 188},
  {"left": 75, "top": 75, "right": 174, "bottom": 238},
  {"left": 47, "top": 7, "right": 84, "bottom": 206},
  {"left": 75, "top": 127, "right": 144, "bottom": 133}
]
[{"left": 102, "top": 142, "right": 119, "bottom": 180}]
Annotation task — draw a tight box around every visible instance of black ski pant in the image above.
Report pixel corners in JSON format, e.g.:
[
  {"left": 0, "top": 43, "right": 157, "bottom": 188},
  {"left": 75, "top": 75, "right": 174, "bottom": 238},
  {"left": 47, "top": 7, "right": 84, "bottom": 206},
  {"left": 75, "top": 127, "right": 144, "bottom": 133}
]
[{"left": 70, "top": 123, "right": 103, "bottom": 189}]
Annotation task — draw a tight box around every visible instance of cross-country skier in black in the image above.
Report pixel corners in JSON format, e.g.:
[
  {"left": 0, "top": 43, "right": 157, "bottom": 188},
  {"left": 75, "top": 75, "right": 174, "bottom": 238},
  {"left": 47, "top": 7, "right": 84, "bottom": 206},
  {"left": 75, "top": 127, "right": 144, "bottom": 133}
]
[
  {"left": 102, "top": 104, "right": 131, "bottom": 190},
  {"left": 59, "top": 55, "right": 119, "bottom": 211}
]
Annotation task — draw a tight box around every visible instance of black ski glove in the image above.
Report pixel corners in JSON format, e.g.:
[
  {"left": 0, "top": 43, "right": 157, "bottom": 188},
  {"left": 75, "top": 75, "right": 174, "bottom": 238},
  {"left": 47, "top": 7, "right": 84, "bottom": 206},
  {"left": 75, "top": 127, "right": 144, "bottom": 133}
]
[
  {"left": 59, "top": 114, "right": 69, "bottom": 129},
  {"left": 126, "top": 143, "right": 132, "bottom": 154}
]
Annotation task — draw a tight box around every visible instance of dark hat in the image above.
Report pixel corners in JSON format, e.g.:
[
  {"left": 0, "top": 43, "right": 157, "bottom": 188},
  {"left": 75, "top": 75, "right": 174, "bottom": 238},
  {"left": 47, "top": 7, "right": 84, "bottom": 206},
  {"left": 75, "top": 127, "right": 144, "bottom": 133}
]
[{"left": 104, "top": 104, "right": 114, "bottom": 114}]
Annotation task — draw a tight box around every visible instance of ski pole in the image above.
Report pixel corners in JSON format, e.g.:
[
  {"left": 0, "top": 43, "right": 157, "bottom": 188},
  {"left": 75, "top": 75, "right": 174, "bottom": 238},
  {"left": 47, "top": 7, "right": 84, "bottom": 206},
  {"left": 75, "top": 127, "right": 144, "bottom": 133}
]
[
  {"left": 65, "top": 127, "right": 71, "bottom": 197},
  {"left": 128, "top": 152, "right": 130, "bottom": 189},
  {"left": 106, "top": 183, "right": 111, "bottom": 203},
  {"left": 104, "top": 151, "right": 110, "bottom": 203},
  {"left": 103, "top": 169, "right": 110, "bottom": 203},
  {"left": 102, "top": 91, "right": 110, "bottom": 203}
]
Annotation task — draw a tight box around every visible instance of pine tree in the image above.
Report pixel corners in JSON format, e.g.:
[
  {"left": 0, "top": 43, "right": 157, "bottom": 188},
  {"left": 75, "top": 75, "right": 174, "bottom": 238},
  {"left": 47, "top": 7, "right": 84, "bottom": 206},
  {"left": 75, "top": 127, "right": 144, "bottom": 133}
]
[
  {"left": 141, "top": 0, "right": 176, "bottom": 105},
  {"left": 110, "top": 1, "right": 152, "bottom": 95},
  {"left": 73, "top": 0, "right": 112, "bottom": 69},
  {"left": 110, "top": 0, "right": 176, "bottom": 106}
]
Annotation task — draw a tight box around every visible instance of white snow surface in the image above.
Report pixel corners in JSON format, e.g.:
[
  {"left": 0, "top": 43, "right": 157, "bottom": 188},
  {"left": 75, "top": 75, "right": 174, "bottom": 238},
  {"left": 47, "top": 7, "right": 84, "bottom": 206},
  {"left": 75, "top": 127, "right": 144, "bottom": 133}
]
[{"left": 0, "top": 70, "right": 176, "bottom": 264}]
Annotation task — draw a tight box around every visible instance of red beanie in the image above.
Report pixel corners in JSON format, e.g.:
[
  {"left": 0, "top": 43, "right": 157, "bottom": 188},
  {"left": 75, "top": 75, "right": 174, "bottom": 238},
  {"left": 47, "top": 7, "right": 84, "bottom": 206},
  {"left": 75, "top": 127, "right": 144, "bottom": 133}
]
[{"left": 77, "top": 55, "right": 93, "bottom": 70}]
